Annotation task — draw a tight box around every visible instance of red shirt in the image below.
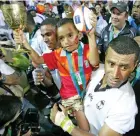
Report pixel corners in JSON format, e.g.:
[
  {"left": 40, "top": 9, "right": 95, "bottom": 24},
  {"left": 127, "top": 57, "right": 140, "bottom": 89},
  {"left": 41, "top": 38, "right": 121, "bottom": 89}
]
[{"left": 43, "top": 44, "right": 93, "bottom": 99}]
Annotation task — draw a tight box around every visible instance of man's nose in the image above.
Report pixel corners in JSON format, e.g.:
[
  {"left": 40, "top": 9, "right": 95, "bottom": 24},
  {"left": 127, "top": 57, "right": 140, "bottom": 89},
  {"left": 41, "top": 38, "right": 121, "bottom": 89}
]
[
  {"left": 43, "top": 36, "right": 49, "bottom": 42},
  {"left": 113, "top": 66, "right": 120, "bottom": 79},
  {"left": 112, "top": 14, "right": 118, "bottom": 19}
]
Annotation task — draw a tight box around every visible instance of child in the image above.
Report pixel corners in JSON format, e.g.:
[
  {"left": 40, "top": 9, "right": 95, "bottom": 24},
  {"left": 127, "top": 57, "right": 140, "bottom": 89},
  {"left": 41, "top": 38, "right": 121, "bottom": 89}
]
[
  {"left": 42, "top": 17, "right": 99, "bottom": 131},
  {"left": 13, "top": 14, "right": 99, "bottom": 131}
]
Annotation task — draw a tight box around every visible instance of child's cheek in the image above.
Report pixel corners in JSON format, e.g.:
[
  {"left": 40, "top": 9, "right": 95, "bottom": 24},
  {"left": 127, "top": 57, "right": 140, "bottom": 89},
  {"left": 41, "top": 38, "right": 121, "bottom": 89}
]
[{"left": 74, "top": 36, "right": 79, "bottom": 45}]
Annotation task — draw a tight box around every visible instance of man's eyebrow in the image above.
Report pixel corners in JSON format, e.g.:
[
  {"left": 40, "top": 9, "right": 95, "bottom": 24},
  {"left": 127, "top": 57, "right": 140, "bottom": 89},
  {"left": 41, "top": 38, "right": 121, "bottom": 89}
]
[
  {"left": 41, "top": 32, "right": 51, "bottom": 36},
  {"left": 107, "top": 59, "right": 130, "bottom": 66}
]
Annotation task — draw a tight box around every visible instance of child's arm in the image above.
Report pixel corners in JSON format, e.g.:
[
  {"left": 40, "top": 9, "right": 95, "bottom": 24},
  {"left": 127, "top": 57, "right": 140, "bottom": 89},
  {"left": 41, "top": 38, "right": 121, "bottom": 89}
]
[
  {"left": 13, "top": 30, "right": 44, "bottom": 65},
  {"left": 86, "top": 13, "right": 99, "bottom": 68}
]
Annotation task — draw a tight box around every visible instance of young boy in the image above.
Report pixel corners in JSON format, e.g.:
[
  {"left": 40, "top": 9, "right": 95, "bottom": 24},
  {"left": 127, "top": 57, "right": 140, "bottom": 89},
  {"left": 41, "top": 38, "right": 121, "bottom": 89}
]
[
  {"left": 13, "top": 14, "right": 99, "bottom": 131},
  {"left": 42, "top": 18, "right": 99, "bottom": 131}
]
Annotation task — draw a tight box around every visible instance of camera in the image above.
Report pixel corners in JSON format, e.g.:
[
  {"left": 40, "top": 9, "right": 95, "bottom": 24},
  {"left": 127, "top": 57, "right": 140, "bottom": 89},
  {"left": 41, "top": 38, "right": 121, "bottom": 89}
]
[
  {"left": 20, "top": 108, "right": 40, "bottom": 135},
  {"left": 12, "top": 108, "right": 40, "bottom": 136}
]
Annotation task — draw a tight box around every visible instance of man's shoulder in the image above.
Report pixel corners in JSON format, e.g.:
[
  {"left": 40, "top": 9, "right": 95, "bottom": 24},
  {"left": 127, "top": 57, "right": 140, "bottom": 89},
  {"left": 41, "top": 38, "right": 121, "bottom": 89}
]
[{"left": 90, "top": 64, "right": 104, "bottom": 80}]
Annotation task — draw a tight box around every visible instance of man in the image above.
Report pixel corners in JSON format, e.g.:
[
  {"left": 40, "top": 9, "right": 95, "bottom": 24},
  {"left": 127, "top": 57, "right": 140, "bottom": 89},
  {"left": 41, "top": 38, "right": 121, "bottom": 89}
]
[
  {"left": 43, "top": 3, "right": 56, "bottom": 18},
  {"left": 98, "top": 1, "right": 137, "bottom": 62},
  {"left": 27, "top": 6, "right": 45, "bottom": 25},
  {"left": 30, "top": 18, "right": 61, "bottom": 90},
  {"left": 50, "top": 36, "right": 139, "bottom": 136},
  {"left": 95, "top": 3, "right": 108, "bottom": 37}
]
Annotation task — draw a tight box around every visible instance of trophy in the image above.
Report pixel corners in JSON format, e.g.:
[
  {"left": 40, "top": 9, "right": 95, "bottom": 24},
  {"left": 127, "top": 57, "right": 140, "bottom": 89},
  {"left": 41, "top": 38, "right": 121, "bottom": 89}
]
[{"left": 1, "top": 2, "right": 28, "bottom": 53}]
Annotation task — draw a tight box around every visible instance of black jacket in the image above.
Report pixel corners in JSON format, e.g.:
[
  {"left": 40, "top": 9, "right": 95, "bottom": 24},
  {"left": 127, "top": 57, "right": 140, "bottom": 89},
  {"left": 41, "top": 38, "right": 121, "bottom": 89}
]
[{"left": 98, "top": 22, "right": 137, "bottom": 62}]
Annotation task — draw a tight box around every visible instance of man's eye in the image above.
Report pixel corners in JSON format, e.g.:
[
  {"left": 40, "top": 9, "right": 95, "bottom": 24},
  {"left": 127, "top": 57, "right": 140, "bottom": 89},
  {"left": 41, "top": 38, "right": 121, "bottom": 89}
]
[
  {"left": 109, "top": 62, "right": 115, "bottom": 67},
  {"left": 46, "top": 32, "right": 52, "bottom": 36},
  {"left": 121, "top": 66, "right": 127, "bottom": 70}
]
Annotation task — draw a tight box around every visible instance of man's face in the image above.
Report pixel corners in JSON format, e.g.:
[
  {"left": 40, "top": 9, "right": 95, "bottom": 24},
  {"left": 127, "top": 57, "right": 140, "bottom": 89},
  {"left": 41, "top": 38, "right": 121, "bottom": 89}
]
[
  {"left": 104, "top": 47, "right": 136, "bottom": 88},
  {"left": 132, "top": 4, "right": 140, "bottom": 20},
  {"left": 40, "top": 25, "right": 57, "bottom": 50},
  {"left": 57, "top": 23, "right": 79, "bottom": 52},
  {"left": 111, "top": 8, "right": 127, "bottom": 29}
]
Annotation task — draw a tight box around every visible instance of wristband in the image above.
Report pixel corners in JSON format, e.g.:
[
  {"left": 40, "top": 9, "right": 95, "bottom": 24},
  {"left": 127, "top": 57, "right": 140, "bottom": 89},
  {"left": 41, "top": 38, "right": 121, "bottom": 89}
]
[{"left": 55, "top": 111, "right": 75, "bottom": 134}]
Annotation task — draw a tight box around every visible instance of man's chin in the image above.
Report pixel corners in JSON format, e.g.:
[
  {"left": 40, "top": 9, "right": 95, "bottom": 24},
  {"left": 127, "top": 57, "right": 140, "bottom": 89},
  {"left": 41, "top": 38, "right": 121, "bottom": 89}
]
[{"left": 107, "top": 81, "right": 121, "bottom": 88}]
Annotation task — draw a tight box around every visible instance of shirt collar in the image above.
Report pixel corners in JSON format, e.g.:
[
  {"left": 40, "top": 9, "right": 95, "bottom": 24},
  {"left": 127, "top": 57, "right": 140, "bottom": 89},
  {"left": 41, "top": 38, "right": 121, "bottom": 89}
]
[
  {"left": 60, "top": 42, "right": 84, "bottom": 56},
  {"left": 109, "top": 23, "right": 126, "bottom": 33}
]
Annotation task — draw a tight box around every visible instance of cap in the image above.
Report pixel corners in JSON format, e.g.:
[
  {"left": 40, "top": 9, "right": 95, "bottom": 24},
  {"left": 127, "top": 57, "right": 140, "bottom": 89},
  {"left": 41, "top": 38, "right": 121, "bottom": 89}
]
[{"left": 110, "top": 2, "right": 129, "bottom": 13}]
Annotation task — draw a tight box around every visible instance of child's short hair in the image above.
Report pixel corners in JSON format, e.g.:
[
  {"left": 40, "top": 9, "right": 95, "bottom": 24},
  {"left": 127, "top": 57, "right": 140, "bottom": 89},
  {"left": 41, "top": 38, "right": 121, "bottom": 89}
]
[{"left": 57, "top": 18, "right": 78, "bottom": 31}]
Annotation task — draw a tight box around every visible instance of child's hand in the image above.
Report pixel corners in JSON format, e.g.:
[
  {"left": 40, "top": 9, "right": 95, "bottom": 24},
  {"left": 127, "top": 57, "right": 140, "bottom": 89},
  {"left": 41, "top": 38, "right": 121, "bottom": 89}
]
[
  {"left": 87, "top": 12, "right": 97, "bottom": 36},
  {"left": 13, "top": 28, "right": 31, "bottom": 50}
]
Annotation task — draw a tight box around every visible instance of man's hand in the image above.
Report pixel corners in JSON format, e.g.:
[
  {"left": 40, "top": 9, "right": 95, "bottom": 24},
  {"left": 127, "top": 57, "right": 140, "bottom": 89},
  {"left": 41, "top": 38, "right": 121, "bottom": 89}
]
[
  {"left": 50, "top": 103, "right": 75, "bottom": 134},
  {"left": 32, "top": 67, "right": 45, "bottom": 85}
]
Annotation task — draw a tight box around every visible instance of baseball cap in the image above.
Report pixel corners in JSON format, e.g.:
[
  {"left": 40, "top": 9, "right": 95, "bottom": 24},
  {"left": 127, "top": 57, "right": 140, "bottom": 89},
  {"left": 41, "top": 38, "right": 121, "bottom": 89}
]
[{"left": 110, "top": 2, "right": 129, "bottom": 13}]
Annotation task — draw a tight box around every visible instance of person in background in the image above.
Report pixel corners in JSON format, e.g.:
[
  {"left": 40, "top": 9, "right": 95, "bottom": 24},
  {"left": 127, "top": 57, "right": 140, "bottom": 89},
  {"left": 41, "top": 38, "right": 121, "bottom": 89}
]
[
  {"left": 43, "top": 3, "right": 56, "bottom": 18},
  {"left": 27, "top": 6, "right": 45, "bottom": 25},
  {"left": 94, "top": 3, "right": 108, "bottom": 39},
  {"left": 98, "top": 1, "right": 137, "bottom": 63}
]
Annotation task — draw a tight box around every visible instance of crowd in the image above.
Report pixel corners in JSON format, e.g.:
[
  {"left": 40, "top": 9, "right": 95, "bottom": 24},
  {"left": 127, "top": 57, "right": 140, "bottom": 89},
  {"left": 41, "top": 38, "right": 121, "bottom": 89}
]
[{"left": 0, "top": 0, "right": 140, "bottom": 136}]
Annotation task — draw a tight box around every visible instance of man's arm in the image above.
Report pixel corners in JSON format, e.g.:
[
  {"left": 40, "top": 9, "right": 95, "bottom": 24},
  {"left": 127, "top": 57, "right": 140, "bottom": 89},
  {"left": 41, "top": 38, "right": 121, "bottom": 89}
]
[
  {"left": 70, "top": 123, "right": 122, "bottom": 136},
  {"left": 71, "top": 127, "right": 94, "bottom": 136},
  {"left": 98, "top": 124, "right": 122, "bottom": 136}
]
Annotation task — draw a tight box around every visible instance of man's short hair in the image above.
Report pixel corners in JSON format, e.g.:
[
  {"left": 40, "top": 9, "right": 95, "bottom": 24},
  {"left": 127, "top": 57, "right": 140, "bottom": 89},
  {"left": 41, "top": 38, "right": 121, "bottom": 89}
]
[
  {"left": 107, "top": 36, "right": 140, "bottom": 62},
  {"left": 57, "top": 18, "right": 77, "bottom": 30},
  {"left": 0, "top": 95, "right": 22, "bottom": 129},
  {"left": 41, "top": 18, "right": 59, "bottom": 27}
]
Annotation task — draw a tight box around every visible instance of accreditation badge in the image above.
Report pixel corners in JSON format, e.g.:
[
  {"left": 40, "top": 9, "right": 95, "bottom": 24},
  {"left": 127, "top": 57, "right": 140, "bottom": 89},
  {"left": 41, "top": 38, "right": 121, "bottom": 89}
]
[{"left": 75, "top": 72, "right": 82, "bottom": 85}]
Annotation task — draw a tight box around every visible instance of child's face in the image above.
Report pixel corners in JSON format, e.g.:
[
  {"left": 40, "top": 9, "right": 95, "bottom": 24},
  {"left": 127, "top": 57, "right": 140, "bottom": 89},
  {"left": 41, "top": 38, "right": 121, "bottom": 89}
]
[{"left": 57, "top": 23, "right": 79, "bottom": 52}]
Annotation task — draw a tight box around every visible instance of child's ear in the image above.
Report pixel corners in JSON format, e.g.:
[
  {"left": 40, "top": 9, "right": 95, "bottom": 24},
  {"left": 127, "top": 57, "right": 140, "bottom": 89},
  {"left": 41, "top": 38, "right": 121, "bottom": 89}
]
[{"left": 78, "top": 32, "right": 83, "bottom": 40}]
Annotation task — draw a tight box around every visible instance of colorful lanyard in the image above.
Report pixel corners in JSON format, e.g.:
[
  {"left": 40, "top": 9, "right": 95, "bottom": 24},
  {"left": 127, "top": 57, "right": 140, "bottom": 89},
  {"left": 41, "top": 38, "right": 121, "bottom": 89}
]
[{"left": 66, "top": 42, "right": 86, "bottom": 98}]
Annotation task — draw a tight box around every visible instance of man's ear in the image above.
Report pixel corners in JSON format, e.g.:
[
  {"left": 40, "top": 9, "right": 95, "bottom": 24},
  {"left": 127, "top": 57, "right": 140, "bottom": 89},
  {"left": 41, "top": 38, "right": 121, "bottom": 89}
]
[
  {"left": 78, "top": 32, "right": 83, "bottom": 40},
  {"left": 132, "top": 60, "right": 139, "bottom": 72}
]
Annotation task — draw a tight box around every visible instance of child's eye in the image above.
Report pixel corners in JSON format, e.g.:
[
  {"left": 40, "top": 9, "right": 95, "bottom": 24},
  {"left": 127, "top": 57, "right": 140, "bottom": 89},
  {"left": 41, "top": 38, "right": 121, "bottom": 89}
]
[
  {"left": 68, "top": 34, "right": 73, "bottom": 38},
  {"left": 59, "top": 37, "right": 64, "bottom": 41}
]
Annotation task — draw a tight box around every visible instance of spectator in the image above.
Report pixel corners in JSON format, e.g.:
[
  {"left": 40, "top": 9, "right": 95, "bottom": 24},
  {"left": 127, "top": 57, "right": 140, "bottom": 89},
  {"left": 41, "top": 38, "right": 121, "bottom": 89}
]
[
  {"left": 27, "top": 6, "right": 45, "bottom": 25},
  {"left": 94, "top": 3, "right": 108, "bottom": 38},
  {"left": 43, "top": 3, "right": 56, "bottom": 18},
  {"left": 62, "top": 3, "right": 74, "bottom": 18},
  {"left": 98, "top": 1, "right": 137, "bottom": 62}
]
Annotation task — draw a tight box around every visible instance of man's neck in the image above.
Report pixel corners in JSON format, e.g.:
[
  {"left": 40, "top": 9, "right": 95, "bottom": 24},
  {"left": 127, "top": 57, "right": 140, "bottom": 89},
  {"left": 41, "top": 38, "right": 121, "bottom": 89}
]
[{"left": 100, "top": 75, "right": 107, "bottom": 89}]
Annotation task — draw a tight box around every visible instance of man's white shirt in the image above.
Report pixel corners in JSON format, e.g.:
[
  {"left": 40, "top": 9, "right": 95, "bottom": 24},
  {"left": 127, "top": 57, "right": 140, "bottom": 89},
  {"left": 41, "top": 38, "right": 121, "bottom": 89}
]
[
  {"left": 84, "top": 64, "right": 138, "bottom": 135},
  {"left": 26, "top": 30, "right": 61, "bottom": 89}
]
